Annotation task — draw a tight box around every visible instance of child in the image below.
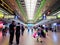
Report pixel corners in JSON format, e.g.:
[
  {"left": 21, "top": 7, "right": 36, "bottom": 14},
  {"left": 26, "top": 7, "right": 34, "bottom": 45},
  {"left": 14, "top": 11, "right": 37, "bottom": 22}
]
[
  {"left": 37, "top": 27, "right": 42, "bottom": 42},
  {"left": 2, "top": 27, "right": 7, "bottom": 37}
]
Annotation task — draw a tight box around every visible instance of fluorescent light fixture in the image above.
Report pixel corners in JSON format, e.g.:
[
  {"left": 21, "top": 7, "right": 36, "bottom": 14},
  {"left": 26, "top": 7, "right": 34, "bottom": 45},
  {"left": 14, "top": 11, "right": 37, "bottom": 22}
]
[{"left": 25, "top": 0, "right": 37, "bottom": 20}]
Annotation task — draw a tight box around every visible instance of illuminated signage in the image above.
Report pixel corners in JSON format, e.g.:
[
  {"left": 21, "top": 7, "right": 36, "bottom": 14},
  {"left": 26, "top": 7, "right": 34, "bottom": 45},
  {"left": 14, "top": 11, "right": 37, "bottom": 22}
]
[
  {"left": 0, "top": 11, "right": 4, "bottom": 18},
  {"left": 57, "top": 13, "right": 60, "bottom": 18},
  {"left": 47, "top": 16, "right": 56, "bottom": 19},
  {"left": 4, "top": 15, "right": 14, "bottom": 19},
  {"left": 42, "top": 14, "right": 46, "bottom": 20}
]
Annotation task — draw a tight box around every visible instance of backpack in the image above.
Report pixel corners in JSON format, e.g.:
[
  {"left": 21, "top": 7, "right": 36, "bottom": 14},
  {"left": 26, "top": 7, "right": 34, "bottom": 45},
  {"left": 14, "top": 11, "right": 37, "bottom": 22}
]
[{"left": 43, "top": 30, "right": 46, "bottom": 34}]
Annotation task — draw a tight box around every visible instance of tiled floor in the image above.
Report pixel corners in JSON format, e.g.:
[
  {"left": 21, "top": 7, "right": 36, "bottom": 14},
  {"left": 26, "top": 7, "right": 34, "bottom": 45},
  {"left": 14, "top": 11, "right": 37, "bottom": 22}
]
[{"left": 0, "top": 29, "right": 60, "bottom": 45}]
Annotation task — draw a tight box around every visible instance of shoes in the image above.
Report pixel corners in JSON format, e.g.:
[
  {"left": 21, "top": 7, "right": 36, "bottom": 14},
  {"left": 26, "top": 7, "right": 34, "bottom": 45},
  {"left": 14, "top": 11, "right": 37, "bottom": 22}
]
[
  {"left": 9, "top": 42, "right": 13, "bottom": 45},
  {"left": 16, "top": 43, "right": 19, "bottom": 45},
  {"left": 9, "top": 43, "right": 12, "bottom": 45},
  {"left": 40, "top": 41, "right": 43, "bottom": 43}
]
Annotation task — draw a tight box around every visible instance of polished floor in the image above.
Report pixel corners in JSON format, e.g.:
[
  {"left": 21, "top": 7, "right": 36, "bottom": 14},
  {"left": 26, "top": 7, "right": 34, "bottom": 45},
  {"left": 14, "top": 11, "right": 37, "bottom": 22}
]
[{"left": 0, "top": 29, "right": 60, "bottom": 45}]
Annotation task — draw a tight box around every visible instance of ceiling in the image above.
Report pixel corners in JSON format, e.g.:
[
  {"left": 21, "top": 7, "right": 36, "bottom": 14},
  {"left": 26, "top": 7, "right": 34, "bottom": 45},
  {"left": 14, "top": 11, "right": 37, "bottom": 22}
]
[
  {"left": 0, "top": 0, "right": 60, "bottom": 24},
  {"left": 0, "top": 0, "right": 27, "bottom": 23},
  {"left": 34, "top": 0, "right": 58, "bottom": 22}
]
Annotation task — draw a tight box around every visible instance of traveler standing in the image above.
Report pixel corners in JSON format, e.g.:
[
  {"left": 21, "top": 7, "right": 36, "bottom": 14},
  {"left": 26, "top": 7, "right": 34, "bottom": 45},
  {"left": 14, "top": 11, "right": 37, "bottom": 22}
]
[
  {"left": 16, "top": 23, "right": 20, "bottom": 45},
  {"left": 9, "top": 21, "right": 16, "bottom": 45},
  {"left": 2, "top": 26, "right": 7, "bottom": 37},
  {"left": 21, "top": 24, "right": 25, "bottom": 36}
]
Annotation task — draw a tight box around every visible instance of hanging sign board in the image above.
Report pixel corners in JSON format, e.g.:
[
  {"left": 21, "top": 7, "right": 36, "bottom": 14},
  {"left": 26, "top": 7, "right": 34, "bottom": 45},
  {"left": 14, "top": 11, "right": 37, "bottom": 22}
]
[{"left": 4, "top": 15, "right": 14, "bottom": 19}]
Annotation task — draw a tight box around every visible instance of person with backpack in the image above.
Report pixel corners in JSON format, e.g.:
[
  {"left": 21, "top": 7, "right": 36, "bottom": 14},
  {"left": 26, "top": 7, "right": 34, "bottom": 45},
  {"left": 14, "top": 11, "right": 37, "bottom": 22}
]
[{"left": 41, "top": 27, "right": 46, "bottom": 38}]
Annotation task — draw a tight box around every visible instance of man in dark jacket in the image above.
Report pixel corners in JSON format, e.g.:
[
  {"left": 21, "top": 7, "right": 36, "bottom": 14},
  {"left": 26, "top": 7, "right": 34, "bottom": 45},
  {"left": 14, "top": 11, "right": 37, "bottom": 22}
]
[
  {"left": 21, "top": 24, "right": 25, "bottom": 36},
  {"left": 16, "top": 23, "right": 20, "bottom": 45},
  {"left": 9, "top": 21, "right": 16, "bottom": 45}
]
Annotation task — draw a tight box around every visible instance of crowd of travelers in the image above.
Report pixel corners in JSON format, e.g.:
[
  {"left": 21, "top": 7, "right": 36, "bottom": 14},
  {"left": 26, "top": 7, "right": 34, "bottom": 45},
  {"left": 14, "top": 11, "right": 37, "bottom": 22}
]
[
  {"left": 2, "top": 21, "right": 25, "bottom": 45},
  {"left": 33, "top": 25, "right": 48, "bottom": 42},
  {"left": 1, "top": 20, "right": 49, "bottom": 45}
]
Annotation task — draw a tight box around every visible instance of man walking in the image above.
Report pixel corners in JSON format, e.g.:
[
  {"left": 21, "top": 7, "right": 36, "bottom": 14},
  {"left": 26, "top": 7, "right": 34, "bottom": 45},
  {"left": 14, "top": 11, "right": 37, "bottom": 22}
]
[
  {"left": 16, "top": 23, "right": 20, "bottom": 45},
  {"left": 21, "top": 24, "right": 25, "bottom": 36},
  {"left": 9, "top": 21, "right": 16, "bottom": 45}
]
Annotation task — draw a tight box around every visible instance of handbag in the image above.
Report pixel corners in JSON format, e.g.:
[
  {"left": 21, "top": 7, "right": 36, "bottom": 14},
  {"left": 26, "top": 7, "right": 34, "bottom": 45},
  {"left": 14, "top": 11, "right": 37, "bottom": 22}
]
[{"left": 33, "top": 32, "right": 38, "bottom": 38}]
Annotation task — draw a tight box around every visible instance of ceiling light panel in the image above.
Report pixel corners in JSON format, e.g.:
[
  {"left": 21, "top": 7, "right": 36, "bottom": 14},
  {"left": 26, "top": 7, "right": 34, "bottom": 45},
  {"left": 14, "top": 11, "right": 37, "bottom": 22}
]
[{"left": 25, "top": 0, "right": 37, "bottom": 20}]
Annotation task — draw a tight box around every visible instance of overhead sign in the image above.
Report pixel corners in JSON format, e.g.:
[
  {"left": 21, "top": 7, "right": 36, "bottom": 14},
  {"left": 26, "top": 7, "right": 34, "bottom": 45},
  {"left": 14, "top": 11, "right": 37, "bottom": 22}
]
[
  {"left": 14, "top": 15, "right": 18, "bottom": 19},
  {"left": 0, "top": 11, "right": 4, "bottom": 18},
  {"left": 46, "top": 16, "right": 56, "bottom": 19},
  {"left": 42, "top": 14, "right": 46, "bottom": 20},
  {"left": 57, "top": 13, "right": 60, "bottom": 18},
  {"left": 4, "top": 15, "right": 14, "bottom": 19}
]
